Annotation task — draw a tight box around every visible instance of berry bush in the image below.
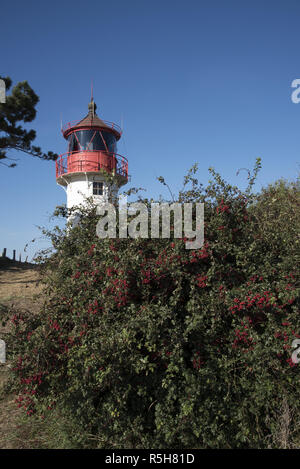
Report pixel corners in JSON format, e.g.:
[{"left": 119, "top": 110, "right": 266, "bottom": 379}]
[{"left": 4, "top": 160, "right": 300, "bottom": 448}]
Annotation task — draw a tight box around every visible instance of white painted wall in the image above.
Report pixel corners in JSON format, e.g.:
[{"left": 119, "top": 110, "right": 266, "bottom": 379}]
[{"left": 63, "top": 173, "right": 119, "bottom": 210}]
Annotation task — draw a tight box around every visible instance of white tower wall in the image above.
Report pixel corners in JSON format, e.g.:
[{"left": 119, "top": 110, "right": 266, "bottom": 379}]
[{"left": 64, "top": 174, "right": 118, "bottom": 210}]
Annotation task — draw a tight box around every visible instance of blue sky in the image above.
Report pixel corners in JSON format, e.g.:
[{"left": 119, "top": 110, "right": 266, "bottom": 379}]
[{"left": 1, "top": 0, "right": 300, "bottom": 261}]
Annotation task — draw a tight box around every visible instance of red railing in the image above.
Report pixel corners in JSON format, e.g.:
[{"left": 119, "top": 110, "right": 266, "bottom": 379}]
[
  {"left": 62, "top": 119, "right": 122, "bottom": 135},
  {"left": 56, "top": 151, "right": 128, "bottom": 180}
]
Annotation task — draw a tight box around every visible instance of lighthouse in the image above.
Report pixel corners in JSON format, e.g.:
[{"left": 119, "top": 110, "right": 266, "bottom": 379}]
[{"left": 56, "top": 99, "right": 128, "bottom": 217}]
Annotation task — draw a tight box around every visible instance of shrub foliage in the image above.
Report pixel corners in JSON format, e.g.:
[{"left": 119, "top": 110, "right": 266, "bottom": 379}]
[{"left": 4, "top": 159, "right": 300, "bottom": 448}]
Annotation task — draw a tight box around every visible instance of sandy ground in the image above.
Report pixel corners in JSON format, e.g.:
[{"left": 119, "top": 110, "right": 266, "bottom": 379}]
[
  {"left": 0, "top": 261, "right": 44, "bottom": 448},
  {"left": 0, "top": 261, "right": 44, "bottom": 311}
]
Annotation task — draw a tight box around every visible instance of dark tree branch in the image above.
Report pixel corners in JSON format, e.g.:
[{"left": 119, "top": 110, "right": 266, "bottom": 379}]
[{"left": 0, "top": 76, "right": 58, "bottom": 167}]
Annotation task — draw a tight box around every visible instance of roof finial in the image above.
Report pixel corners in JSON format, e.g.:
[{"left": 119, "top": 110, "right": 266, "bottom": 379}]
[
  {"left": 88, "top": 80, "right": 97, "bottom": 117},
  {"left": 88, "top": 99, "right": 97, "bottom": 117}
]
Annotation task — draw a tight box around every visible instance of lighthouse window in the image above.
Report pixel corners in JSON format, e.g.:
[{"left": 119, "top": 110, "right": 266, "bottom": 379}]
[
  {"left": 68, "top": 134, "right": 79, "bottom": 153},
  {"left": 75, "top": 130, "right": 96, "bottom": 150},
  {"left": 91, "top": 131, "right": 107, "bottom": 151},
  {"left": 93, "top": 182, "right": 103, "bottom": 195},
  {"left": 102, "top": 131, "right": 117, "bottom": 153},
  {"left": 73, "top": 130, "right": 117, "bottom": 153}
]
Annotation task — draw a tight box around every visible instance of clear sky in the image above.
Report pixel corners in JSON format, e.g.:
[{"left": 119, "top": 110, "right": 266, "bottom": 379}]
[{"left": 1, "top": 0, "right": 300, "bottom": 261}]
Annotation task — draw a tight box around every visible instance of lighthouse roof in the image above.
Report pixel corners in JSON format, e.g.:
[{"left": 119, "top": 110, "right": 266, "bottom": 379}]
[{"left": 62, "top": 100, "right": 122, "bottom": 140}]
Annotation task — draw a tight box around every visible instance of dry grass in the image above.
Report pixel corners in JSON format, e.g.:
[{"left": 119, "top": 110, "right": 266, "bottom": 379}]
[
  {"left": 0, "top": 259, "right": 46, "bottom": 448},
  {"left": 0, "top": 259, "right": 44, "bottom": 312},
  {"left": 267, "top": 398, "right": 300, "bottom": 449}
]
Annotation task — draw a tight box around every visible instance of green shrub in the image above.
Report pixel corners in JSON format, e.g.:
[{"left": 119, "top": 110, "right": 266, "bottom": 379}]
[{"left": 5, "top": 160, "right": 300, "bottom": 448}]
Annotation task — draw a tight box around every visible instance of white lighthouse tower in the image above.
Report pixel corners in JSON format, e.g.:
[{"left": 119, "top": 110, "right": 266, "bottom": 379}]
[{"left": 56, "top": 99, "right": 128, "bottom": 216}]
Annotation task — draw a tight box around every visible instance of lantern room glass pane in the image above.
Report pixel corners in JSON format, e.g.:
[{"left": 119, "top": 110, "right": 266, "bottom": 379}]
[
  {"left": 68, "top": 134, "right": 79, "bottom": 153},
  {"left": 69, "top": 130, "right": 117, "bottom": 153},
  {"left": 102, "top": 131, "right": 117, "bottom": 153},
  {"left": 76, "top": 130, "right": 96, "bottom": 150}
]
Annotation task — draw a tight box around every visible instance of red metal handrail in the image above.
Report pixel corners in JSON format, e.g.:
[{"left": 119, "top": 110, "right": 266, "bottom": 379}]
[
  {"left": 61, "top": 119, "right": 122, "bottom": 135},
  {"left": 56, "top": 151, "right": 128, "bottom": 180}
]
